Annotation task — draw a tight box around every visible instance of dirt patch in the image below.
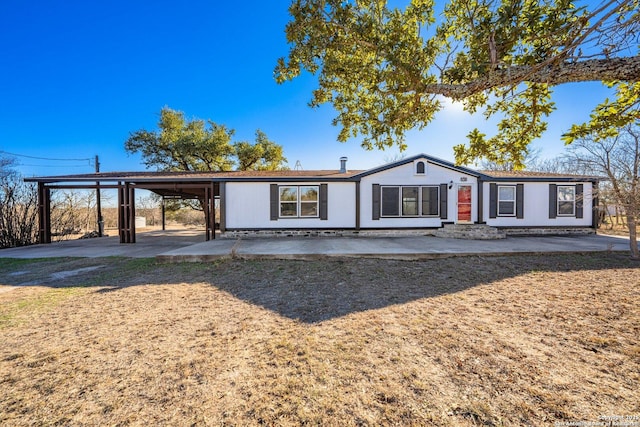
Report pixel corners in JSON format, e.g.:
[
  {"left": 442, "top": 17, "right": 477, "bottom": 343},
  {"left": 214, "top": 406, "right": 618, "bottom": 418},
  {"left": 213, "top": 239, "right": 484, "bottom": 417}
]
[
  {"left": 0, "top": 262, "right": 105, "bottom": 291},
  {"left": 8, "top": 271, "right": 29, "bottom": 277},
  {"left": 49, "top": 266, "right": 104, "bottom": 281},
  {"left": 0, "top": 254, "right": 638, "bottom": 426}
]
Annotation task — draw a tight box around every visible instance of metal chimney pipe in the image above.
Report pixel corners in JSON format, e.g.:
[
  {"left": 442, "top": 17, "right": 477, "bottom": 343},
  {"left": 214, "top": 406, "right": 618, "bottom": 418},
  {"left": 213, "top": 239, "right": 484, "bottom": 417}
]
[{"left": 339, "top": 157, "right": 348, "bottom": 173}]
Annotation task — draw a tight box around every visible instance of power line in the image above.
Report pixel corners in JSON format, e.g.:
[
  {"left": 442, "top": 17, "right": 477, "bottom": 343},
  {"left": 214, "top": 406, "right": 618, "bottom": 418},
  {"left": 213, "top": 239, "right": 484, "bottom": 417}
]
[
  {"left": 19, "top": 164, "right": 90, "bottom": 168},
  {"left": 0, "top": 150, "right": 92, "bottom": 162}
]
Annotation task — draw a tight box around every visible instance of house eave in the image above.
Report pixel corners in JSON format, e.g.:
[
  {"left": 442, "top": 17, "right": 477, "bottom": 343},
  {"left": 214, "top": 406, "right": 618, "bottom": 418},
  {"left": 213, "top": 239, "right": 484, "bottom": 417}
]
[{"left": 485, "top": 176, "right": 600, "bottom": 183}]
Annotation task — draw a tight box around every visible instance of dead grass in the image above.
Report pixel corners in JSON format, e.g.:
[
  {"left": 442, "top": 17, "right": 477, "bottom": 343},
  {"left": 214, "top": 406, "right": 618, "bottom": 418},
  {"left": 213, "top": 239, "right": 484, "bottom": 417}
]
[
  {"left": 598, "top": 220, "right": 635, "bottom": 237},
  {"left": 0, "top": 254, "right": 639, "bottom": 426}
]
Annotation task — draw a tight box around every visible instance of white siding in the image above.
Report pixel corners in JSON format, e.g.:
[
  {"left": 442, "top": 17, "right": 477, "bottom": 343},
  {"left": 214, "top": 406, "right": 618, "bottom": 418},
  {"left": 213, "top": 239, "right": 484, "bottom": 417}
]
[
  {"left": 483, "top": 181, "right": 593, "bottom": 227},
  {"left": 223, "top": 160, "right": 595, "bottom": 231},
  {"left": 225, "top": 182, "right": 356, "bottom": 229},
  {"left": 359, "top": 160, "right": 478, "bottom": 228}
]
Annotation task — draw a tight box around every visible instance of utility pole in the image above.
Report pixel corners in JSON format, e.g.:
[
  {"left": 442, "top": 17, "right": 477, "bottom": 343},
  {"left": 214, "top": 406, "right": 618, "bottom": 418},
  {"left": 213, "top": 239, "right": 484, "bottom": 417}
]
[{"left": 95, "top": 155, "right": 104, "bottom": 237}]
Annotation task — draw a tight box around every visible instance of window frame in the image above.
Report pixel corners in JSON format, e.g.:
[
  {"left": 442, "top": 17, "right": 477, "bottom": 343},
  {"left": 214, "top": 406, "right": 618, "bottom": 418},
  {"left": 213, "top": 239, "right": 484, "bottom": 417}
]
[
  {"left": 278, "top": 185, "right": 320, "bottom": 218},
  {"left": 415, "top": 161, "right": 426, "bottom": 175},
  {"left": 497, "top": 185, "right": 516, "bottom": 217},
  {"left": 380, "top": 185, "right": 440, "bottom": 218},
  {"left": 557, "top": 185, "right": 576, "bottom": 216}
]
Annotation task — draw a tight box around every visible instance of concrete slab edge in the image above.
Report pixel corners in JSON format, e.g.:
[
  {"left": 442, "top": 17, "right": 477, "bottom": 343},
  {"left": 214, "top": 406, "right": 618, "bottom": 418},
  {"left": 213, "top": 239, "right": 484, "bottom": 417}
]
[{"left": 155, "top": 249, "right": 629, "bottom": 263}]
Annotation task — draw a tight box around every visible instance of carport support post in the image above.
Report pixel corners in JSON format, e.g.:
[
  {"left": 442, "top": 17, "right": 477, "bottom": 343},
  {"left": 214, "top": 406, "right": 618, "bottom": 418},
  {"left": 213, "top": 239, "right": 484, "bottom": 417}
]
[
  {"left": 211, "top": 182, "right": 216, "bottom": 239},
  {"left": 95, "top": 155, "right": 103, "bottom": 237},
  {"left": 204, "top": 184, "right": 215, "bottom": 241},
  {"left": 37, "top": 182, "right": 52, "bottom": 244},
  {"left": 129, "top": 184, "right": 136, "bottom": 243},
  {"left": 161, "top": 198, "right": 166, "bottom": 231},
  {"left": 117, "top": 182, "right": 136, "bottom": 243}
]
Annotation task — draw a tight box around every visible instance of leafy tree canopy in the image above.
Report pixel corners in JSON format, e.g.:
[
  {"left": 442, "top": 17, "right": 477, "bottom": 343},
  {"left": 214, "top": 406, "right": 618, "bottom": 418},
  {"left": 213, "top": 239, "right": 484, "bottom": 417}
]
[
  {"left": 125, "top": 107, "right": 288, "bottom": 172},
  {"left": 275, "top": 0, "right": 640, "bottom": 168},
  {"left": 234, "top": 130, "right": 289, "bottom": 171}
]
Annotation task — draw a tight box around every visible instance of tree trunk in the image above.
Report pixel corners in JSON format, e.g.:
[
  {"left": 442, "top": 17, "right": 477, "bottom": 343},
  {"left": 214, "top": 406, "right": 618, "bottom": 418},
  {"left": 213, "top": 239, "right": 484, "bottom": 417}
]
[
  {"left": 601, "top": 200, "right": 612, "bottom": 229},
  {"left": 628, "top": 212, "right": 639, "bottom": 259}
]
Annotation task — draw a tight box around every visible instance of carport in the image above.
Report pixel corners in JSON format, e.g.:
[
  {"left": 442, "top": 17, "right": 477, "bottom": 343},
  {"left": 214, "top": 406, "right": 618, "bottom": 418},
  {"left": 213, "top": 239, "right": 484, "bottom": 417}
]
[{"left": 25, "top": 172, "right": 227, "bottom": 244}]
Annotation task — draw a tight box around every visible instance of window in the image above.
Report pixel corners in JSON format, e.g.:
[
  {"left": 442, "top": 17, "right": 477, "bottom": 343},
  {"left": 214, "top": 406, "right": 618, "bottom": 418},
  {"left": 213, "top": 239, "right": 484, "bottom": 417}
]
[
  {"left": 416, "top": 161, "right": 425, "bottom": 174},
  {"left": 279, "top": 186, "right": 298, "bottom": 217},
  {"left": 299, "top": 186, "right": 319, "bottom": 217},
  {"left": 279, "top": 186, "right": 319, "bottom": 218},
  {"left": 422, "top": 186, "right": 439, "bottom": 216},
  {"left": 498, "top": 186, "right": 516, "bottom": 216},
  {"left": 557, "top": 186, "right": 575, "bottom": 216},
  {"left": 402, "top": 187, "right": 419, "bottom": 215},
  {"left": 381, "top": 187, "right": 400, "bottom": 216},
  {"left": 381, "top": 186, "right": 439, "bottom": 217}
]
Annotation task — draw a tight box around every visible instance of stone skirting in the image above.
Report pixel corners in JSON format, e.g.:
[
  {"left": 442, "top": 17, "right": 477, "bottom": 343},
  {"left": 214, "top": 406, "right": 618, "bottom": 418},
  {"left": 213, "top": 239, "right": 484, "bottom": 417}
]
[
  {"left": 220, "top": 229, "right": 437, "bottom": 239},
  {"left": 221, "top": 226, "right": 596, "bottom": 240},
  {"left": 434, "top": 224, "right": 507, "bottom": 240},
  {"left": 501, "top": 227, "right": 595, "bottom": 236}
]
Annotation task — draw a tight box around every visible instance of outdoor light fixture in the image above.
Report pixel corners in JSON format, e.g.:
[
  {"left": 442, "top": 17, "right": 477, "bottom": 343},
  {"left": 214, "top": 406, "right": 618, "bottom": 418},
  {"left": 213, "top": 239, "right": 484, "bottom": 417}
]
[{"left": 448, "top": 180, "right": 454, "bottom": 189}]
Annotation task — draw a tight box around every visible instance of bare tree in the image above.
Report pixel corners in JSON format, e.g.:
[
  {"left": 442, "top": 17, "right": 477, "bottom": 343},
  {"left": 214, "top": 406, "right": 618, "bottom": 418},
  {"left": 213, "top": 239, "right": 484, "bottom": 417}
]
[
  {"left": 0, "top": 156, "right": 38, "bottom": 248},
  {"left": 383, "top": 152, "right": 408, "bottom": 164},
  {"left": 480, "top": 147, "right": 543, "bottom": 172},
  {"left": 50, "top": 190, "right": 98, "bottom": 240},
  {"left": 564, "top": 125, "right": 640, "bottom": 259},
  {"left": 480, "top": 146, "right": 586, "bottom": 174},
  {"left": 137, "top": 194, "right": 160, "bottom": 227}
]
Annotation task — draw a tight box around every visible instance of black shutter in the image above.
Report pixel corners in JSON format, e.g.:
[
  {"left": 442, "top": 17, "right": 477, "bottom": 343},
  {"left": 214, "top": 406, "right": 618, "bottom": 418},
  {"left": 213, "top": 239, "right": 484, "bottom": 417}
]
[
  {"left": 516, "top": 184, "right": 524, "bottom": 219},
  {"left": 489, "top": 183, "right": 497, "bottom": 218},
  {"left": 372, "top": 184, "right": 380, "bottom": 220},
  {"left": 320, "top": 184, "right": 328, "bottom": 220},
  {"left": 576, "top": 184, "right": 583, "bottom": 218},
  {"left": 270, "top": 184, "right": 278, "bottom": 221},
  {"left": 428, "top": 186, "right": 440, "bottom": 216},
  {"left": 440, "top": 184, "right": 448, "bottom": 219},
  {"left": 549, "top": 184, "right": 557, "bottom": 219}
]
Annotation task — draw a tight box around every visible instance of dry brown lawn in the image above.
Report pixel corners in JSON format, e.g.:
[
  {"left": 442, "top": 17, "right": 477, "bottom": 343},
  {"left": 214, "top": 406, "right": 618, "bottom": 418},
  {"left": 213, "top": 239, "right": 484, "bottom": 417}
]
[{"left": 0, "top": 254, "right": 639, "bottom": 426}]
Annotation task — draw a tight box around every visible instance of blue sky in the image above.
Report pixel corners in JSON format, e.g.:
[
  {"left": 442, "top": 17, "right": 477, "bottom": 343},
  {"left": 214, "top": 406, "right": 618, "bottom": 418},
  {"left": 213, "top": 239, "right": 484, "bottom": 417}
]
[{"left": 0, "top": 0, "right": 611, "bottom": 177}]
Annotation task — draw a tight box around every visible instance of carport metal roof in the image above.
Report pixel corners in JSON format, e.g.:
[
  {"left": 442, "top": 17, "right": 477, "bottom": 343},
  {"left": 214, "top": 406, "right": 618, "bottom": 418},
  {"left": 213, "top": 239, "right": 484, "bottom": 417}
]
[{"left": 25, "top": 169, "right": 364, "bottom": 245}]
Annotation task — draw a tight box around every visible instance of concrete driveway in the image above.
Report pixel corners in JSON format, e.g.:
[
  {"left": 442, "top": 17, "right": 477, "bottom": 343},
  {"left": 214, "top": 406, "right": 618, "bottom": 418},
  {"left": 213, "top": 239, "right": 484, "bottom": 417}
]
[
  {"left": 0, "top": 229, "right": 208, "bottom": 259},
  {"left": 0, "top": 230, "right": 632, "bottom": 261}
]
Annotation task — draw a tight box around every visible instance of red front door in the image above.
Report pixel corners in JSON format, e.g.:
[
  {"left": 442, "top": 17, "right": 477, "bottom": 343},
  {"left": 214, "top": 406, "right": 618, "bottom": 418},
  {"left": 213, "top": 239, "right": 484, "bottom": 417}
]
[{"left": 457, "top": 185, "right": 472, "bottom": 222}]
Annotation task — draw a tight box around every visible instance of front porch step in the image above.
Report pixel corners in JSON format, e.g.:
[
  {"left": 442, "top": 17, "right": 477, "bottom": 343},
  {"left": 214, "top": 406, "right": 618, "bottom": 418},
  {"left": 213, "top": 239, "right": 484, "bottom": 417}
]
[{"left": 434, "top": 224, "right": 506, "bottom": 240}]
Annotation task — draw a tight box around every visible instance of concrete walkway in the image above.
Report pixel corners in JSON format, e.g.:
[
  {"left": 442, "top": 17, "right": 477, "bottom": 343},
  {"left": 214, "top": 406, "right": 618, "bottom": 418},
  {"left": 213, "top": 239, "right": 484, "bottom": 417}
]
[{"left": 1, "top": 229, "right": 632, "bottom": 261}]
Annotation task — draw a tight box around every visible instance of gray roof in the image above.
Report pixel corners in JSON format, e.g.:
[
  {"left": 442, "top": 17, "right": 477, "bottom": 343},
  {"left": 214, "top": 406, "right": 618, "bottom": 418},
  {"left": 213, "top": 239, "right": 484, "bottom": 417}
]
[{"left": 25, "top": 153, "right": 599, "bottom": 184}]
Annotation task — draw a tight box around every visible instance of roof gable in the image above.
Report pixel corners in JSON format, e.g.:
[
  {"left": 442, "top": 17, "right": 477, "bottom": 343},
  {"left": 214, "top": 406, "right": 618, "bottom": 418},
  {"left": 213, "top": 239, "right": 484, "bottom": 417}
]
[{"left": 354, "top": 153, "right": 486, "bottom": 179}]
